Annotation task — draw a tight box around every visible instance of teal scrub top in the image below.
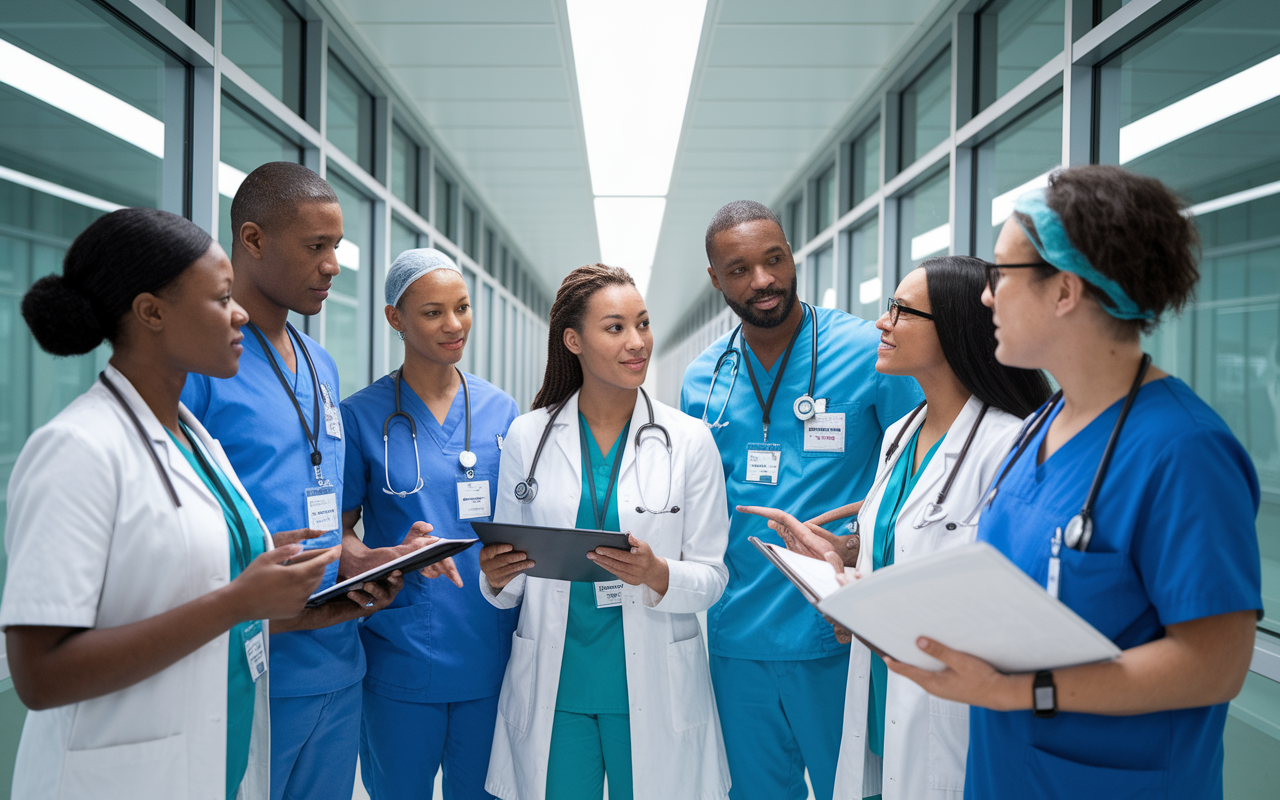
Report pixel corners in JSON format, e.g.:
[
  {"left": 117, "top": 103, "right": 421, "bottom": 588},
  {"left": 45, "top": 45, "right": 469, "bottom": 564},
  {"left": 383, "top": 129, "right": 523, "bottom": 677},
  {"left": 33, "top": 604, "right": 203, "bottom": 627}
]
[
  {"left": 867, "top": 426, "right": 942, "bottom": 758},
  {"left": 167, "top": 424, "right": 267, "bottom": 800},
  {"left": 555, "top": 414, "right": 631, "bottom": 714}
]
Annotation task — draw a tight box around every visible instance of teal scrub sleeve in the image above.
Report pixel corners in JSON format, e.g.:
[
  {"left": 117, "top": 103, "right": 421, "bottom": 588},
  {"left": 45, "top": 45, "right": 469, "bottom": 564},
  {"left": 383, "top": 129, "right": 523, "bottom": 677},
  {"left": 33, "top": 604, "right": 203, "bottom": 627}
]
[
  {"left": 179, "top": 372, "right": 212, "bottom": 419},
  {"left": 339, "top": 403, "right": 369, "bottom": 514},
  {"left": 1135, "top": 427, "right": 1263, "bottom": 627}
]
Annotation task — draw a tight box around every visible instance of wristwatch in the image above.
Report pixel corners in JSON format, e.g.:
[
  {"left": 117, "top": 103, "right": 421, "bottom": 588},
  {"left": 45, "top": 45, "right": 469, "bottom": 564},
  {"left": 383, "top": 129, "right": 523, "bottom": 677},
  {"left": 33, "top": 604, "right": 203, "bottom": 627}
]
[{"left": 1033, "top": 670, "right": 1058, "bottom": 718}]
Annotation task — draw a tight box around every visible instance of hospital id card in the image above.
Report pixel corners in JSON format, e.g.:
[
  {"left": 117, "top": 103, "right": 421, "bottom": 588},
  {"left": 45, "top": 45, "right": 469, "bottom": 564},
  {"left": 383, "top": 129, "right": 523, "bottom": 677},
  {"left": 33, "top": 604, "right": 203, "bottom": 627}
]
[
  {"left": 595, "top": 580, "right": 624, "bottom": 608},
  {"left": 305, "top": 485, "right": 340, "bottom": 532},
  {"left": 803, "top": 412, "right": 846, "bottom": 452},
  {"left": 744, "top": 442, "right": 782, "bottom": 484},
  {"left": 456, "top": 479, "right": 492, "bottom": 520},
  {"left": 242, "top": 620, "right": 266, "bottom": 682},
  {"left": 319, "top": 383, "right": 342, "bottom": 439}
]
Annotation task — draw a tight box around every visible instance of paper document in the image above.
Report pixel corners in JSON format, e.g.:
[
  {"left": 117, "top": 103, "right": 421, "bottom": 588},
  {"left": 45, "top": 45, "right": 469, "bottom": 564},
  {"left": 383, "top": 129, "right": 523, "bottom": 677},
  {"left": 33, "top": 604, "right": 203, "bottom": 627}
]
[
  {"left": 816, "top": 542, "right": 1121, "bottom": 673},
  {"left": 750, "top": 536, "right": 846, "bottom": 606}
]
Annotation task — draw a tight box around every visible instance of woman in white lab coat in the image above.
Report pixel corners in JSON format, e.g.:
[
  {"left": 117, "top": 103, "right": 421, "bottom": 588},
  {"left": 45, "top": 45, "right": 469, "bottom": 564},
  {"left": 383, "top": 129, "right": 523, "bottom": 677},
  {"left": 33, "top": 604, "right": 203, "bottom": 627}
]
[
  {"left": 477, "top": 264, "right": 731, "bottom": 800},
  {"left": 742, "top": 256, "right": 1051, "bottom": 799},
  {"left": 0, "top": 208, "right": 398, "bottom": 800}
]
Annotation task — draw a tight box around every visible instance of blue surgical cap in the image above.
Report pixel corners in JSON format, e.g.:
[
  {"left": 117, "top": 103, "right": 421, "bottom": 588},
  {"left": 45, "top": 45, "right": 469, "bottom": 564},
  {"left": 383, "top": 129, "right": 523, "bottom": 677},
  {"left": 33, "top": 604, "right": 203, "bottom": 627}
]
[{"left": 385, "top": 248, "right": 463, "bottom": 307}]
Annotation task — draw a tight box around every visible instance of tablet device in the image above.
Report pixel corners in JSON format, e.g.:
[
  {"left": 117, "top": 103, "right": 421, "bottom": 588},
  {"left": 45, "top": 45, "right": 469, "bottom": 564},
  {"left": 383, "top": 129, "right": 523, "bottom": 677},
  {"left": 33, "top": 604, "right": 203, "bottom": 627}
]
[
  {"left": 470, "top": 521, "right": 630, "bottom": 583},
  {"left": 305, "top": 538, "right": 478, "bottom": 607}
]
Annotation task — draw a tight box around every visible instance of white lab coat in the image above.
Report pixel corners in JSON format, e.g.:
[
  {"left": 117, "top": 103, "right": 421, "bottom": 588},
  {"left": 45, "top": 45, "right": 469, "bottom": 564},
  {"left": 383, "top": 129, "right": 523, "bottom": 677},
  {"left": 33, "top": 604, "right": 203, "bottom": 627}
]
[
  {"left": 0, "top": 365, "right": 273, "bottom": 800},
  {"left": 833, "top": 396, "right": 1023, "bottom": 800},
  {"left": 480, "top": 390, "right": 731, "bottom": 800}
]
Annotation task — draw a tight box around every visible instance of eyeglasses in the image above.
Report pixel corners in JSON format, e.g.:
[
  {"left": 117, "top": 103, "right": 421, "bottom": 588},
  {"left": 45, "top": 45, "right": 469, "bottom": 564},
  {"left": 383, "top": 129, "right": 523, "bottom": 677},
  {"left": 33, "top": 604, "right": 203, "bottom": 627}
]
[
  {"left": 886, "top": 297, "right": 935, "bottom": 326},
  {"left": 985, "top": 261, "right": 1053, "bottom": 293}
]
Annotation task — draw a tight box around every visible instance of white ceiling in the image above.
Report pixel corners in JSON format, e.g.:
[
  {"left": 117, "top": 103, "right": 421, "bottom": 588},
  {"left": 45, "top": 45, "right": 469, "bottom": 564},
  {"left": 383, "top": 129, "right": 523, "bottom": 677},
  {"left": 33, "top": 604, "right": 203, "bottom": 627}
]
[{"left": 328, "top": 0, "right": 946, "bottom": 336}]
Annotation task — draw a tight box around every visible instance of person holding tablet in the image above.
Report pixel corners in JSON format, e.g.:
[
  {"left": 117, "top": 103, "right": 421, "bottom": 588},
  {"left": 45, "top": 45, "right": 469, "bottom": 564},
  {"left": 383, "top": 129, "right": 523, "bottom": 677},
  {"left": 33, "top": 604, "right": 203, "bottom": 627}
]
[
  {"left": 340, "top": 248, "right": 518, "bottom": 799},
  {"left": 477, "top": 264, "right": 731, "bottom": 800},
  {"left": 740, "top": 255, "right": 1051, "bottom": 799},
  {"left": 1, "top": 207, "right": 380, "bottom": 800},
  {"left": 886, "top": 166, "right": 1262, "bottom": 799}
]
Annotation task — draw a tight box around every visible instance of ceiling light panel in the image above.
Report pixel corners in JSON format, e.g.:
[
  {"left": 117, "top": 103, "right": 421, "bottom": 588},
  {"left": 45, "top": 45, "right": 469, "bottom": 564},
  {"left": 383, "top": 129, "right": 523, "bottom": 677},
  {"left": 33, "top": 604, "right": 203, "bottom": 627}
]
[{"left": 594, "top": 196, "right": 666, "bottom": 294}]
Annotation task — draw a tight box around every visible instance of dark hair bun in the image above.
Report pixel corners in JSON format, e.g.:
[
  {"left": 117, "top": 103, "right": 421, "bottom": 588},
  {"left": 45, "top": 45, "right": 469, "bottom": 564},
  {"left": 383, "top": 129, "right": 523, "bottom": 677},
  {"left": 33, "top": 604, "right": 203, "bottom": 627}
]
[{"left": 22, "top": 274, "right": 104, "bottom": 356}]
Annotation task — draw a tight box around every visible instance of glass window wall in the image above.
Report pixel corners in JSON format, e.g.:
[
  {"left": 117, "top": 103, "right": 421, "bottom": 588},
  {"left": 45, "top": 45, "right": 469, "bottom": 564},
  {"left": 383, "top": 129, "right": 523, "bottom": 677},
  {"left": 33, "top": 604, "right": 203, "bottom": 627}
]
[
  {"left": 390, "top": 123, "right": 418, "bottom": 209},
  {"left": 975, "top": 0, "right": 1064, "bottom": 112},
  {"left": 811, "top": 245, "right": 835, "bottom": 309},
  {"left": 850, "top": 123, "right": 880, "bottom": 207},
  {"left": 847, "top": 217, "right": 881, "bottom": 320},
  {"left": 901, "top": 49, "right": 952, "bottom": 169},
  {"left": 219, "top": 96, "right": 302, "bottom": 254},
  {"left": 326, "top": 172, "right": 372, "bottom": 392},
  {"left": 786, "top": 196, "right": 803, "bottom": 247},
  {"left": 222, "top": 0, "right": 304, "bottom": 115},
  {"left": 435, "top": 169, "right": 456, "bottom": 241},
  {"left": 327, "top": 54, "right": 373, "bottom": 172},
  {"left": 814, "top": 165, "right": 836, "bottom": 233},
  {"left": 972, "top": 95, "right": 1062, "bottom": 260},
  {"left": 463, "top": 202, "right": 478, "bottom": 257},
  {"left": 898, "top": 170, "right": 950, "bottom": 276}
]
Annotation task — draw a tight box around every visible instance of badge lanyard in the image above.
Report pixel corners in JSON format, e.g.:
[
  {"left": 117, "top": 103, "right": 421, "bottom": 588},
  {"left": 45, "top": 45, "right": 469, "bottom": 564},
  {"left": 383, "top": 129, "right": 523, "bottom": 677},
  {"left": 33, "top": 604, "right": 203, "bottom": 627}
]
[
  {"left": 741, "top": 308, "right": 806, "bottom": 442},
  {"left": 247, "top": 322, "right": 326, "bottom": 484},
  {"left": 580, "top": 416, "right": 626, "bottom": 530}
]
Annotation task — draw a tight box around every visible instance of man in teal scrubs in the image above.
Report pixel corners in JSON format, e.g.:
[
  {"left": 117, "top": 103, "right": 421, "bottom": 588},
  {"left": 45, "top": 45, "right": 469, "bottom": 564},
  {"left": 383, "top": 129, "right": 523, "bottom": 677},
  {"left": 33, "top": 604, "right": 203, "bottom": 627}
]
[{"left": 681, "top": 201, "right": 921, "bottom": 800}]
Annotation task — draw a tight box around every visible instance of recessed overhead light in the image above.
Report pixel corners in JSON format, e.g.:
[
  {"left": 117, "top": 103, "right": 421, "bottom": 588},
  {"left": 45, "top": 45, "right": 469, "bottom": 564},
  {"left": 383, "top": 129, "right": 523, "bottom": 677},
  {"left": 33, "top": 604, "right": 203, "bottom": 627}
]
[
  {"left": 1186, "top": 178, "right": 1280, "bottom": 217},
  {"left": 910, "top": 223, "right": 950, "bottom": 262},
  {"left": 0, "top": 164, "right": 122, "bottom": 212},
  {"left": 991, "top": 169, "right": 1056, "bottom": 226},
  {"left": 594, "top": 197, "right": 666, "bottom": 295},
  {"left": 1120, "top": 52, "right": 1280, "bottom": 164},
  {"left": 0, "top": 38, "right": 164, "bottom": 158}
]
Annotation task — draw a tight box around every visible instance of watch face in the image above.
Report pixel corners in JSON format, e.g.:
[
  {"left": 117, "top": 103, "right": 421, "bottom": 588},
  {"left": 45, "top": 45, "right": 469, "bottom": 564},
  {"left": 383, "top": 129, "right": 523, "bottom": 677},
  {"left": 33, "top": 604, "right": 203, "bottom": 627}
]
[{"left": 1034, "top": 685, "right": 1055, "bottom": 710}]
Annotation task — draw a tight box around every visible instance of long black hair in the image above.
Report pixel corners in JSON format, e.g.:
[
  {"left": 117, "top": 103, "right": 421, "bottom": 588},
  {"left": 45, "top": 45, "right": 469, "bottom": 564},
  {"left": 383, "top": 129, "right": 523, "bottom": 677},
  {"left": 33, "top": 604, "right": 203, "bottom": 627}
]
[{"left": 922, "top": 255, "right": 1052, "bottom": 418}]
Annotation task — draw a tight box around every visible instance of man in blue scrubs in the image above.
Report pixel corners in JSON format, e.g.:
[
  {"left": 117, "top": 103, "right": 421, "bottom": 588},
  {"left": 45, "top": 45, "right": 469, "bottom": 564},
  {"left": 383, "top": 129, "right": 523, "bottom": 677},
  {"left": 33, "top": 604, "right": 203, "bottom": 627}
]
[
  {"left": 183, "top": 162, "right": 398, "bottom": 800},
  {"left": 681, "top": 201, "right": 921, "bottom": 800}
]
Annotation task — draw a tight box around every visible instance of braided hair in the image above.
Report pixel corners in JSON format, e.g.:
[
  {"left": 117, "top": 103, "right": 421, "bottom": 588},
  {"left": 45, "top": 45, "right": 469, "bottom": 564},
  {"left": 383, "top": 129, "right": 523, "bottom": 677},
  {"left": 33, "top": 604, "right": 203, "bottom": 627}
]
[{"left": 532, "top": 263, "right": 636, "bottom": 410}]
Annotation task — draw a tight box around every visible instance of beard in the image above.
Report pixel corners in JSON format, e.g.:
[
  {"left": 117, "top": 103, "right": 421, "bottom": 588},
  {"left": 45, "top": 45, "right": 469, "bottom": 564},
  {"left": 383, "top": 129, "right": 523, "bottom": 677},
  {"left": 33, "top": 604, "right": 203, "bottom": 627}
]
[{"left": 724, "top": 274, "right": 799, "bottom": 329}]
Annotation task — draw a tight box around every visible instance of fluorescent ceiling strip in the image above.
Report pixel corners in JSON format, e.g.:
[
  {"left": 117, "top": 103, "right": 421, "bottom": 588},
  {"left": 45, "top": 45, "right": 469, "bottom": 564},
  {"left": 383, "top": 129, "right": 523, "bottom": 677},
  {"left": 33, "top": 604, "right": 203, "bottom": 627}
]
[
  {"left": 1120, "top": 52, "right": 1280, "bottom": 164},
  {"left": 0, "top": 38, "right": 164, "bottom": 158},
  {"left": 1186, "top": 178, "right": 1280, "bottom": 217},
  {"left": 594, "top": 197, "right": 666, "bottom": 296},
  {"left": 219, "top": 162, "right": 249, "bottom": 199},
  {"left": 337, "top": 240, "right": 361, "bottom": 271},
  {"left": 0, "top": 164, "right": 123, "bottom": 212},
  {"left": 567, "top": 0, "right": 707, "bottom": 196},
  {"left": 910, "top": 223, "right": 950, "bottom": 262},
  {"left": 990, "top": 169, "right": 1056, "bottom": 226},
  {"left": 859, "top": 277, "right": 882, "bottom": 306}
]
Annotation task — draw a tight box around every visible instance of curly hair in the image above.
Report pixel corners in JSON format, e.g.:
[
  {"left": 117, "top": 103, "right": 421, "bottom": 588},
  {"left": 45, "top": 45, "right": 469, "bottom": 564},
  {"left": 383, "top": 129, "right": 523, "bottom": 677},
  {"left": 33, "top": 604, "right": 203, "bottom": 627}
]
[
  {"left": 1026, "top": 165, "right": 1201, "bottom": 335},
  {"left": 531, "top": 263, "right": 636, "bottom": 409}
]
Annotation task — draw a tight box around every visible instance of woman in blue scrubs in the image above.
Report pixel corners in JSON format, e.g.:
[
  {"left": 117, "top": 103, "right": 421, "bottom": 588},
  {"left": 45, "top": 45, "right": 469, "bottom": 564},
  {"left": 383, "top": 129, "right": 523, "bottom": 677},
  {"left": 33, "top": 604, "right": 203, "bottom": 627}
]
[
  {"left": 887, "top": 165, "right": 1263, "bottom": 800},
  {"left": 340, "top": 248, "right": 519, "bottom": 800}
]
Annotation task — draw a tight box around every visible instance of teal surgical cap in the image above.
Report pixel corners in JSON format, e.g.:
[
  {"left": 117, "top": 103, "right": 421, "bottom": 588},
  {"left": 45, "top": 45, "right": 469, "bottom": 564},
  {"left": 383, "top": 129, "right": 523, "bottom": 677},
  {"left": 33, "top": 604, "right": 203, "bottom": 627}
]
[
  {"left": 385, "top": 248, "right": 462, "bottom": 307},
  {"left": 1012, "top": 188, "right": 1155, "bottom": 321}
]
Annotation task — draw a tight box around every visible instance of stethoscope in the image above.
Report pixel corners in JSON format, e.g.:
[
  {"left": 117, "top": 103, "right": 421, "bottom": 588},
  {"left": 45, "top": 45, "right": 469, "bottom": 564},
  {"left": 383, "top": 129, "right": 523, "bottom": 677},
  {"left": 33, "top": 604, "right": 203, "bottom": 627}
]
[
  {"left": 513, "top": 387, "right": 680, "bottom": 515},
  {"left": 964, "top": 353, "right": 1152, "bottom": 554},
  {"left": 382, "top": 366, "right": 476, "bottom": 498},
  {"left": 852, "top": 399, "right": 992, "bottom": 536},
  {"left": 701, "top": 302, "right": 821, "bottom": 431}
]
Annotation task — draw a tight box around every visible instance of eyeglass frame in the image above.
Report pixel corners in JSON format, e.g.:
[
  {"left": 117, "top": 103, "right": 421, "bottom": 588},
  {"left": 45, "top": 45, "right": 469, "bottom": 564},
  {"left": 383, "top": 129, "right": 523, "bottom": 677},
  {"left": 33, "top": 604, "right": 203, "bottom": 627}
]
[
  {"left": 985, "top": 261, "right": 1055, "bottom": 293},
  {"left": 886, "top": 297, "right": 935, "bottom": 325}
]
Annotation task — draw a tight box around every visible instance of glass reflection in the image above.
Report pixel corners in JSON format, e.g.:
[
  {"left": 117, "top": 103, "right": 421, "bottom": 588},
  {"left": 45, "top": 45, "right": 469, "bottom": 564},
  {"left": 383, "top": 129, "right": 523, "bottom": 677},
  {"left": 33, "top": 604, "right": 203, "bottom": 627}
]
[
  {"left": 898, "top": 170, "right": 950, "bottom": 275},
  {"left": 222, "top": 0, "right": 304, "bottom": 114},
  {"left": 975, "top": 0, "right": 1064, "bottom": 111},
  {"left": 972, "top": 96, "right": 1062, "bottom": 260},
  {"left": 901, "top": 50, "right": 951, "bottom": 169}
]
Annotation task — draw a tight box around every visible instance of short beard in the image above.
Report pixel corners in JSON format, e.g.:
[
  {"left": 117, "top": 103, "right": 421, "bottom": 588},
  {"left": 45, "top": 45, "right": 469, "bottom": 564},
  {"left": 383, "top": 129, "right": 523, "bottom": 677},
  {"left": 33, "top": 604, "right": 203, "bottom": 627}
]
[{"left": 724, "top": 274, "right": 799, "bottom": 329}]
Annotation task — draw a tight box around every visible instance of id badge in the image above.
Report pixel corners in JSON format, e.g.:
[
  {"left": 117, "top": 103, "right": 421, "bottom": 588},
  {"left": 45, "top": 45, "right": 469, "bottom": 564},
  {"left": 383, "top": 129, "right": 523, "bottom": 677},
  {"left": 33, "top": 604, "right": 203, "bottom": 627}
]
[
  {"left": 456, "top": 479, "right": 492, "bottom": 520},
  {"left": 744, "top": 442, "right": 782, "bottom": 484},
  {"left": 594, "top": 580, "right": 624, "bottom": 609},
  {"left": 319, "top": 383, "right": 342, "bottom": 439},
  {"left": 804, "top": 412, "right": 846, "bottom": 453},
  {"left": 242, "top": 620, "right": 267, "bottom": 682},
  {"left": 305, "top": 485, "right": 340, "bottom": 532}
]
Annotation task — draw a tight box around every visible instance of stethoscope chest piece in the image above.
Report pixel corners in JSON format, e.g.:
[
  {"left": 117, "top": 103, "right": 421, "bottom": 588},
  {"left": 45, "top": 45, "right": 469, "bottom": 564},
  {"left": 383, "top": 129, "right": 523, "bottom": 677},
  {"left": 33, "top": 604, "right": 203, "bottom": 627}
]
[
  {"left": 514, "top": 477, "right": 537, "bottom": 504},
  {"left": 1063, "top": 513, "right": 1093, "bottom": 551},
  {"left": 459, "top": 450, "right": 477, "bottom": 470},
  {"left": 793, "top": 394, "right": 817, "bottom": 421}
]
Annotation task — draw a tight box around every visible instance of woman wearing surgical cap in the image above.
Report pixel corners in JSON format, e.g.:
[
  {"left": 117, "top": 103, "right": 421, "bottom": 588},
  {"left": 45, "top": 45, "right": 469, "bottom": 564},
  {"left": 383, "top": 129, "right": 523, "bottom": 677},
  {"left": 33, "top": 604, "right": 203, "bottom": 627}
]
[
  {"left": 885, "top": 165, "right": 1262, "bottom": 800},
  {"left": 339, "top": 248, "right": 520, "bottom": 800}
]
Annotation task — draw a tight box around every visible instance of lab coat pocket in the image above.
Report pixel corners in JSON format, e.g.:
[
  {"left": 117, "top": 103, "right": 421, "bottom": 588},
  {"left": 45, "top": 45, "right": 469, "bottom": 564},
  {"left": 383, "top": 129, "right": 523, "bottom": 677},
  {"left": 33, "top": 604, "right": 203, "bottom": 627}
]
[
  {"left": 667, "top": 635, "right": 713, "bottom": 732},
  {"left": 1024, "top": 744, "right": 1166, "bottom": 797},
  {"left": 926, "top": 697, "right": 968, "bottom": 793},
  {"left": 497, "top": 631, "right": 536, "bottom": 733},
  {"left": 59, "top": 732, "right": 188, "bottom": 800}
]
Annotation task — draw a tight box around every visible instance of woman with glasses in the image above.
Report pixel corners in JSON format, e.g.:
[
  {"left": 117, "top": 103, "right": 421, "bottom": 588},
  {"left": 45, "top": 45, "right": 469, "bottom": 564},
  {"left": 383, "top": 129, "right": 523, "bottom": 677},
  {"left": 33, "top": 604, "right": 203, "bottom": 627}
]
[
  {"left": 741, "top": 254, "right": 1051, "bottom": 799},
  {"left": 885, "top": 166, "right": 1262, "bottom": 800},
  {"left": 338, "top": 249, "right": 519, "bottom": 800}
]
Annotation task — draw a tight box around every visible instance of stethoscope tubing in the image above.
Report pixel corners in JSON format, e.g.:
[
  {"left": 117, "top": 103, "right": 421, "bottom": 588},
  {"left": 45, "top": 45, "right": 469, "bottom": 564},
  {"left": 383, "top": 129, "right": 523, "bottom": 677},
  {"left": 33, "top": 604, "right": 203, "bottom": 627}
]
[
  {"left": 382, "top": 366, "right": 474, "bottom": 497},
  {"left": 702, "top": 302, "right": 819, "bottom": 429}
]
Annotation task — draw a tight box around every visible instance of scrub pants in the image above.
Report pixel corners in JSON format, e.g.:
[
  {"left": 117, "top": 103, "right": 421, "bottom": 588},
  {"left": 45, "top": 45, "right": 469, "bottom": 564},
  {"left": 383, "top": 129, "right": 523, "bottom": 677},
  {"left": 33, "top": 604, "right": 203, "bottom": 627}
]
[
  {"left": 710, "top": 653, "right": 849, "bottom": 800},
  {"left": 270, "top": 681, "right": 362, "bottom": 800},
  {"left": 359, "top": 689, "right": 500, "bottom": 800},
  {"left": 544, "top": 711, "right": 633, "bottom": 800}
]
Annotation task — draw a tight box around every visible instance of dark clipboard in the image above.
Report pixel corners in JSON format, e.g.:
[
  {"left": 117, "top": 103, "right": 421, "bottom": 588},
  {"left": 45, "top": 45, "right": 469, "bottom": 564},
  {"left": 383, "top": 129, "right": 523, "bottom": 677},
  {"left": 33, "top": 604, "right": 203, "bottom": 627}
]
[
  {"left": 305, "top": 538, "right": 478, "bottom": 607},
  {"left": 470, "top": 521, "right": 630, "bottom": 583}
]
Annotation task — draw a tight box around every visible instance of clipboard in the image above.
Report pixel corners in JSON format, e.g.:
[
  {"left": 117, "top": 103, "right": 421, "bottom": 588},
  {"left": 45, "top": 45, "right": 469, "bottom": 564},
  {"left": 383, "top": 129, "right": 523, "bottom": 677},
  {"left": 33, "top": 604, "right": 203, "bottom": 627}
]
[
  {"left": 305, "top": 538, "right": 478, "bottom": 607},
  {"left": 471, "top": 521, "right": 630, "bottom": 583}
]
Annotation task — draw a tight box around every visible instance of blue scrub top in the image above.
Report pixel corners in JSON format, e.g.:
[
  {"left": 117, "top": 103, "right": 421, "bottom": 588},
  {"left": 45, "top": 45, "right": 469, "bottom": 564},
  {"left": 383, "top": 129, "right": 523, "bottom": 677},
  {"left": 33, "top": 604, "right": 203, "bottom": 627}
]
[
  {"left": 182, "top": 326, "right": 364, "bottom": 698},
  {"left": 680, "top": 305, "right": 922, "bottom": 660},
  {"left": 341, "top": 371, "right": 519, "bottom": 703},
  {"left": 969, "top": 377, "right": 1263, "bottom": 800}
]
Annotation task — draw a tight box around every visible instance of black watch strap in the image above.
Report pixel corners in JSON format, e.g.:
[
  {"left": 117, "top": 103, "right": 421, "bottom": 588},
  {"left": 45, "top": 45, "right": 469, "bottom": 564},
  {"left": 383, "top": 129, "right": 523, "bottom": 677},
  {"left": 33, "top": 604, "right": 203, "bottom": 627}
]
[{"left": 1033, "top": 670, "right": 1058, "bottom": 718}]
